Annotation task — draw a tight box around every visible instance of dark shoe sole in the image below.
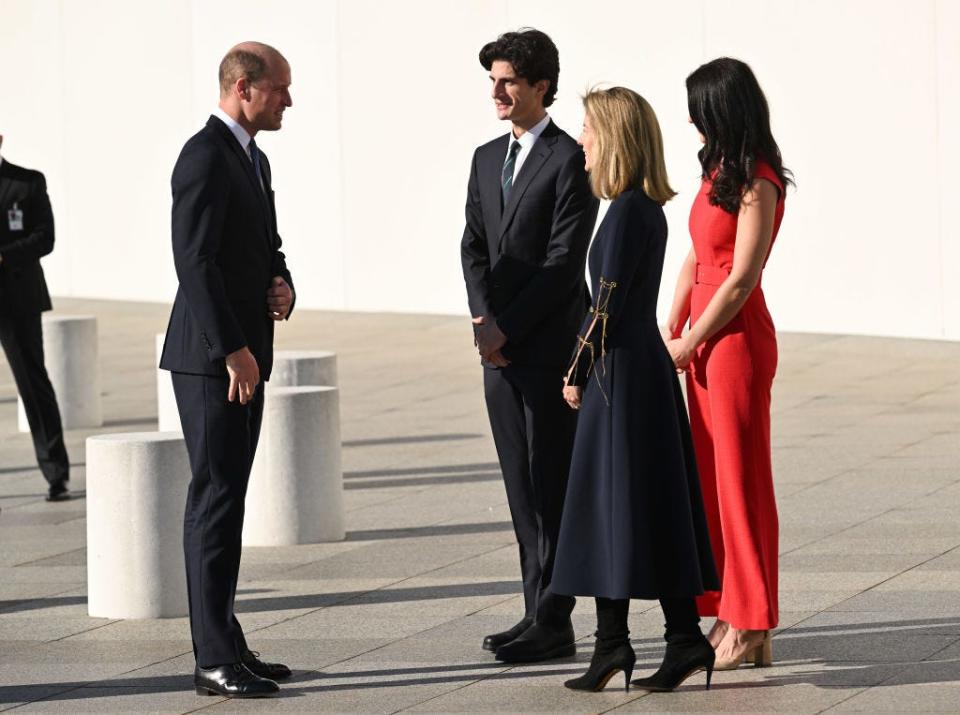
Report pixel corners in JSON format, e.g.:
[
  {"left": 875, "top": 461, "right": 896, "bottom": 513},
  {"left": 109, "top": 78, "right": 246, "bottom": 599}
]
[
  {"left": 495, "top": 642, "right": 576, "bottom": 663},
  {"left": 195, "top": 686, "right": 278, "bottom": 698},
  {"left": 45, "top": 493, "right": 70, "bottom": 502}
]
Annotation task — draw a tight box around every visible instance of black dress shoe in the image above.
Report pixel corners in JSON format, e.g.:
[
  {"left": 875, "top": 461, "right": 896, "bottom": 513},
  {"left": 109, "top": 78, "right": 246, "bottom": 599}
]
[
  {"left": 194, "top": 663, "right": 279, "bottom": 698},
  {"left": 45, "top": 482, "right": 70, "bottom": 502},
  {"left": 494, "top": 620, "right": 576, "bottom": 663},
  {"left": 482, "top": 616, "right": 533, "bottom": 652},
  {"left": 631, "top": 633, "right": 714, "bottom": 692},
  {"left": 242, "top": 649, "right": 292, "bottom": 680}
]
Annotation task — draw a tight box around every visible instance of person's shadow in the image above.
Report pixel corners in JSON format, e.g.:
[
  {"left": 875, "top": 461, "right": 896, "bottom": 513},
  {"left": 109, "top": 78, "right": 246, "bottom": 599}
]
[{"left": 1, "top": 615, "right": 957, "bottom": 704}]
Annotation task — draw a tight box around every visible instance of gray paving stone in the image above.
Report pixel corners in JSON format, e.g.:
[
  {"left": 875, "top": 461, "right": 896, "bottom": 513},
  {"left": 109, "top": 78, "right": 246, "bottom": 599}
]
[{"left": 1, "top": 300, "right": 959, "bottom": 713}]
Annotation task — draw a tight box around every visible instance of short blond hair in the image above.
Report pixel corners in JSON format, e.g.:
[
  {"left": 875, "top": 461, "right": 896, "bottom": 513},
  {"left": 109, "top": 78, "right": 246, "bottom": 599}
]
[{"left": 583, "top": 87, "right": 676, "bottom": 204}]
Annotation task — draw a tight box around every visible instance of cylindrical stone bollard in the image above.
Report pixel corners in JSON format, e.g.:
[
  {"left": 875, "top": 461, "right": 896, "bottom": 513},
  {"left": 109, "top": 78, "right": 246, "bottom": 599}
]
[
  {"left": 155, "top": 334, "right": 181, "bottom": 432},
  {"left": 270, "top": 350, "right": 338, "bottom": 387},
  {"left": 244, "top": 386, "right": 344, "bottom": 545},
  {"left": 18, "top": 314, "right": 102, "bottom": 431},
  {"left": 86, "top": 432, "right": 190, "bottom": 618}
]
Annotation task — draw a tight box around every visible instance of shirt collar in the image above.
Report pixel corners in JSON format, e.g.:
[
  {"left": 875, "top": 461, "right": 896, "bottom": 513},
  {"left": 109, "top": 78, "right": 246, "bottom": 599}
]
[
  {"left": 510, "top": 113, "right": 551, "bottom": 149},
  {"left": 214, "top": 107, "right": 253, "bottom": 153}
]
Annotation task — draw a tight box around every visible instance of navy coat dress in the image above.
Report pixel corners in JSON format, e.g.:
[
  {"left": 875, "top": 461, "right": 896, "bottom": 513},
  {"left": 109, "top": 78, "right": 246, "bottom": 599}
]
[{"left": 552, "top": 188, "right": 719, "bottom": 600}]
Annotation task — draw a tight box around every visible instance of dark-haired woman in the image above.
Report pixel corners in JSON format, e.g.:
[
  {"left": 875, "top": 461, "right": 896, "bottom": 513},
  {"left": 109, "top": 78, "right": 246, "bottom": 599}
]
[
  {"left": 664, "top": 57, "right": 792, "bottom": 670},
  {"left": 553, "top": 87, "right": 718, "bottom": 694}
]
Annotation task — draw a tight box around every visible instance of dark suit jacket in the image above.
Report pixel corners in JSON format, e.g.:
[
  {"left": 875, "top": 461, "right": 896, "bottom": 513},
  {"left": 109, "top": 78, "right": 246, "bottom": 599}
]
[
  {"left": 461, "top": 120, "right": 599, "bottom": 368},
  {"left": 0, "top": 160, "right": 54, "bottom": 315},
  {"left": 159, "top": 115, "right": 294, "bottom": 381}
]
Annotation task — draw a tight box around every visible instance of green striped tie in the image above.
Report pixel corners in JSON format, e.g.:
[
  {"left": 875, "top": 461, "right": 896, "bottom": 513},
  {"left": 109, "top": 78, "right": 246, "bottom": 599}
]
[{"left": 501, "top": 141, "right": 522, "bottom": 202}]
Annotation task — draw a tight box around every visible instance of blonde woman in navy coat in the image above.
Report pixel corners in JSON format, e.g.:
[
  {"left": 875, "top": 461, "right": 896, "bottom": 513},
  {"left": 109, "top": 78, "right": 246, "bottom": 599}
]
[{"left": 553, "top": 87, "right": 718, "bottom": 693}]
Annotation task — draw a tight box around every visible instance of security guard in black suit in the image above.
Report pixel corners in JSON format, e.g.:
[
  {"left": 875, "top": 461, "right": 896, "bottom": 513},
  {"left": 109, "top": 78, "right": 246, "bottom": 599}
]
[{"left": 0, "top": 136, "right": 70, "bottom": 502}]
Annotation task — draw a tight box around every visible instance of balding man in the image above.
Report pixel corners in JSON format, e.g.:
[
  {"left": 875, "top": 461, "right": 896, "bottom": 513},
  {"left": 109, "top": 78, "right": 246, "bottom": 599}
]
[{"left": 159, "top": 42, "right": 295, "bottom": 698}]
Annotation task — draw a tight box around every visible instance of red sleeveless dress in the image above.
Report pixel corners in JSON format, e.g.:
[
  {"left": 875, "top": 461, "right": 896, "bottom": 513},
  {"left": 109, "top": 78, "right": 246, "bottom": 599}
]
[{"left": 686, "top": 161, "right": 784, "bottom": 630}]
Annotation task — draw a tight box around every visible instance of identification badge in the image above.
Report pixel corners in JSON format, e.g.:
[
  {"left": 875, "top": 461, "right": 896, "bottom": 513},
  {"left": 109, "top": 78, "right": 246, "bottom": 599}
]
[{"left": 7, "top": 203, "right": 23, "bottom": 232}]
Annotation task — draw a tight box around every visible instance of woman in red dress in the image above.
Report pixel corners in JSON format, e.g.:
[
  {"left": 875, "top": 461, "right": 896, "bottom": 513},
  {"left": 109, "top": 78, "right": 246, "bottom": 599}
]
[{"left": 663, "top": 57, "right": 792, "bottom": 670}]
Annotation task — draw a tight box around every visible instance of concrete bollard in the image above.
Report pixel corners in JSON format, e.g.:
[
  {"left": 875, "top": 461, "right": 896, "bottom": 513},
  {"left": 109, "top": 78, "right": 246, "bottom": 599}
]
[
  {"left": 155, "top": 334, "right": 181, "bottom": 432},
  {"left": 18, "top": 314, "right": 102, "bottom": 430},
  {"left": 270, "top": 350, "right": 338, "bottom": 387},
  {"left": 244, "top": 386, "right": 344, "bottom": 545},
  {"left": 86, "top": 432, "right": 190, "bottom": 619}
]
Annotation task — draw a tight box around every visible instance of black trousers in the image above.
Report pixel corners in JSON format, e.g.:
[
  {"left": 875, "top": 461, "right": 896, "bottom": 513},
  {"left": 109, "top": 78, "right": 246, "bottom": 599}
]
[
  {"left": 171, "top": 372, "right": 264, "bottom": 668},
  {"left": 484, "top": 363, "right": 577, "bottom": 625},
  {"left": 0, "top": 310, "right": 69, "bottom": 486}
]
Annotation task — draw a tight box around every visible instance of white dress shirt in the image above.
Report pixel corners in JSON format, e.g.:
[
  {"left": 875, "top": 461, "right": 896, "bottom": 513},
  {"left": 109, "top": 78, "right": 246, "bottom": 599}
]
[
  {"left": 504, "top": 113, "right": 551, "bottom": 179},
  {"left": 213, "top": 108, "right": 264, "bottom": 190},
  {"left": 213, "top": 107, "right": 254, "bottom": 160}
]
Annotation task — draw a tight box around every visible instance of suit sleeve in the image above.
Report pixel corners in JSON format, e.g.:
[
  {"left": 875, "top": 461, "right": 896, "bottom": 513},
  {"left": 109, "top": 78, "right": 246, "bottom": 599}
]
[
  {"left": 0, "top": 172, "right": 54, "bottom": 266},
  {"left": 495, "top": 149, "right": 599, "bottom": 342},
  {"left": 460, "top": 148, "right": 492, "bottom": 318},
  {"left": 565, "top": 199, "right": 647, "bottom": 387},
  {"left": 271, "top": 242, "right": 296, "bottom": 319},
  {"left": 171, "top": 142, "right": 246, "bottom": 361},
  {"left": 260, "top": 154, "right": 297, "bottom": 320}
]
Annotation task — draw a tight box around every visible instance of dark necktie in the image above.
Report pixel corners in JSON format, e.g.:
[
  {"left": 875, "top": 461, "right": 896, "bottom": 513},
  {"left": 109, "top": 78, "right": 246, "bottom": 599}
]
[
  {"left": 248, "top": 138, "right": 264, "bottom": 193},
  {"left": 501, "top": 140, "right": 522, "bottom": 203}
]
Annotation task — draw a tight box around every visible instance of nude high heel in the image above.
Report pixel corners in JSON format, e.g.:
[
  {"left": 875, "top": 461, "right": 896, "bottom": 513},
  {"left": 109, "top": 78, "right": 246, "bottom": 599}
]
[
  {"left": 753, "top": 631, "right": 773, "bottom": 667},
  {"left": 714, "top": 630, "right": 772, "bottom": 671}
]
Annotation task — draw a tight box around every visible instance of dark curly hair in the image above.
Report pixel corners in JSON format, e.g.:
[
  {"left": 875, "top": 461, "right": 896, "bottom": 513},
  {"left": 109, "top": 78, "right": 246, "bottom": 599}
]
[
  {"left": 479, "top": 28, "right": 559, "bottom": 108},
  {"left": 686, "top": 57, "right": 793, "bottom": 214}
]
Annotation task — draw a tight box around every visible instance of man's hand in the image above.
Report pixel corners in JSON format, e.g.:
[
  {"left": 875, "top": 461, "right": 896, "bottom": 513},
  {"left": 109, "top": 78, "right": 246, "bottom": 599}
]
[
  {"left": 473, "top": 315, "right": 508, "bottom": 361},
  {"left": 488, "top": 349, "right": 510, "bottom": 368},
  {"left": 267, "top": 276, "right": 294, "bottom": 321},
  {"left": 225, "top": 346, "right": 260, "bottom": 404}
]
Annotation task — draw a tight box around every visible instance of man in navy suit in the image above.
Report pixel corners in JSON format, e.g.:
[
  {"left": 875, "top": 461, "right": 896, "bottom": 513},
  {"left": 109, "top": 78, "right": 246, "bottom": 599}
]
[
  {"left": 461, "top": 29, "right": 599, "bottom": 663},
  {"left": 159, "top": 42, "right": 295, "bottom": 698}
]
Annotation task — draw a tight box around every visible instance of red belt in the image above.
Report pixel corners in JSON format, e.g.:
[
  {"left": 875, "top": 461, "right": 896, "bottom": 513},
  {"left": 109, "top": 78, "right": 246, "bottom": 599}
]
[{"left": 695, "top": 263, "right": 730, "bottom": 287}]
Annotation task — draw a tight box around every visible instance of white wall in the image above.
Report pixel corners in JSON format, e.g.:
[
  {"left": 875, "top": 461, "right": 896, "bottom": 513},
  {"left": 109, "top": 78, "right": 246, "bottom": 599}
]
[{"left": 1, "top": 0, "right": 957, "bottom": 340}]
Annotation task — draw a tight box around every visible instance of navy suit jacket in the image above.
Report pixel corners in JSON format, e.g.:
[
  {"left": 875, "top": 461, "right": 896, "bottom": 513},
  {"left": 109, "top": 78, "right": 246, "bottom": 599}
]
[
  {"left": 159, "top": 115, "right": 294, "bottom": 380},
  {"left": 460, "top": 120, "right": 599, "bottom": 368},
  {"left": 0, "top": 160, "right": 54, "bottom": 316}
]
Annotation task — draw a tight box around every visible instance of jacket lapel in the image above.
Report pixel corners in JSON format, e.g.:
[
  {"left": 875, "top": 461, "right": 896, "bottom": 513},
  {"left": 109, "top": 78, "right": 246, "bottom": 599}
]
[
  {"left": 206, "top": 116, "right": 273, "bottom": 235},
  {"left": 0, "top": 162, "right": 14, "bottom": 210},
  {"left": 497, "top": 122, "right": 558, "bottom": 241}
]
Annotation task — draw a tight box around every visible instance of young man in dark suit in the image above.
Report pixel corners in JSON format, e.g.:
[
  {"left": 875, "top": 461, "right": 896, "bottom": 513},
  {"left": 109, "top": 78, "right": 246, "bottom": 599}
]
[
  {"left": 159, "top": 42, "right": 295, "bottom": 698},
  {"left": 461, "top": 29, "right": 599, "bottom": 663},
  {"left": 0, "top": 136, "right": 71, "bottom": 502}
]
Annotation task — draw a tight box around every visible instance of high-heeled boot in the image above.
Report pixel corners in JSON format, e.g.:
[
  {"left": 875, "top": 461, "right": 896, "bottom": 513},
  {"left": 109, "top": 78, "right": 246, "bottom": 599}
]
[
  {"left": 631, "top": 632, "right": 715, "bottom": 692},
  {"left": 564, "top": 598, "right": 636, "bottom": 692}
]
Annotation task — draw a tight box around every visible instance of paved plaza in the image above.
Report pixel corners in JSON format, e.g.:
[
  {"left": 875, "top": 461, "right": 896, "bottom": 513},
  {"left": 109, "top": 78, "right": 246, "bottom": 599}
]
[{"left": 1, "top": 298, "right": 959, "bottom": 713}]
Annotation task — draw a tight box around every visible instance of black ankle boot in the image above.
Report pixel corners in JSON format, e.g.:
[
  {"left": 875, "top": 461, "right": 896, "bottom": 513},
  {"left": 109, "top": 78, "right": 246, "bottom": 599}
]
[
  {"left": 631, "top": 632, "right": 714, "bottom": 692},
  {"left": 564, "top": 636, "right": 636, "bottom": 692}
]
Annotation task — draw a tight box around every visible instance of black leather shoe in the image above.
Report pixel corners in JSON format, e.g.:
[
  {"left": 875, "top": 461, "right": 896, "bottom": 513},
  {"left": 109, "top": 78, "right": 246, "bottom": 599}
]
[
  {"left": 242, "top": 649, "right": 292, "bottom": 680},
  {"left": 194, "top": 663, "right": 279, "bottom": 698},
  {"left": 46, "top": 482, "right": 70, "bottom": 502},
  {"left": 494, "top": 620, "right": 576, "bottom": 663},
  {"left": 482, "top": 617, "right": 533, "bottom": 652}
]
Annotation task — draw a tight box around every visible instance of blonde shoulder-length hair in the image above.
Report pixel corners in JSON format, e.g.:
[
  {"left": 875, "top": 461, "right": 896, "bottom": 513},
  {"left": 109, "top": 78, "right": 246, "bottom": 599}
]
[{"left": 583, "top": 86, "right": 676, "bottom": 204}]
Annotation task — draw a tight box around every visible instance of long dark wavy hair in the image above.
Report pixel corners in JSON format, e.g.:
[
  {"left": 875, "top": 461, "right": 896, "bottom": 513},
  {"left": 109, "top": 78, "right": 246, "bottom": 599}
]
[{"left": 686, "top": 57, "right": 793, "bottom": 214}]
